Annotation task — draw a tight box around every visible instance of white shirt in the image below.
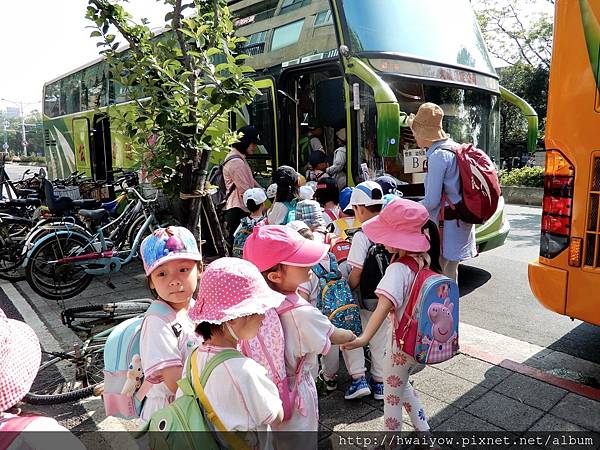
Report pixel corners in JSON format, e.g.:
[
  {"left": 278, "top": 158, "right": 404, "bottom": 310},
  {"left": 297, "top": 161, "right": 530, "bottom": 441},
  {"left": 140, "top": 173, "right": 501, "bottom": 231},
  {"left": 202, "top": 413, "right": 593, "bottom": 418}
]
[
  {"left": 347, "top": 230, "right": 371, "bottom": 270},
  {"left": 0, "top": 415, "right": 85, "bottom": 450}
]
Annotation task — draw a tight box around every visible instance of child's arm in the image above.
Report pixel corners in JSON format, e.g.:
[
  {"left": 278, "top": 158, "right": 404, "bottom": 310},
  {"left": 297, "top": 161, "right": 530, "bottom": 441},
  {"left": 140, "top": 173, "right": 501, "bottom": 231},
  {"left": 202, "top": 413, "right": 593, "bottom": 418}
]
[
  {"left": 347, "top": 266, "right": 362, "bottom": 290},
  {"left": 342, "top": 294, "right": 393, "bottom": 350},
  {"left": 159, "top": 366, "right": 184, "bottom": 394},
  {"left": 330, "top": 327, "right": 356, "bottom": 345}
]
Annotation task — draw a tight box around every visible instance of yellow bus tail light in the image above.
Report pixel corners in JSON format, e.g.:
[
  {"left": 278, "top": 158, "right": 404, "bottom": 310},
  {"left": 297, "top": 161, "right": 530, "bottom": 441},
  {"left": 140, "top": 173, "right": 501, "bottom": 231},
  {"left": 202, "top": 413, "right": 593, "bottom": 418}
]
[{"left": 568, "top": 237, "right": 582, "bottom": 267}]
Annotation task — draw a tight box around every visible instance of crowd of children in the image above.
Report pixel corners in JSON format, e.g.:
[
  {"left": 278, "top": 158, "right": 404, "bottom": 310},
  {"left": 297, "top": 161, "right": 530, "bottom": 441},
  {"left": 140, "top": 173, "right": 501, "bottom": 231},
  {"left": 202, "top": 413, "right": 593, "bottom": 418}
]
[{"left": 0, "top": 163, "right": 453, "bottom": 449}]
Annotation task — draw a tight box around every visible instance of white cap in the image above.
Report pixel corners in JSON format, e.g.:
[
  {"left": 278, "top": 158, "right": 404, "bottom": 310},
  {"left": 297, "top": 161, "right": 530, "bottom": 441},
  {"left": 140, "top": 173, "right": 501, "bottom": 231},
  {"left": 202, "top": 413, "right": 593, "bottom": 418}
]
[
  {"left": 266, "top": 183, "right": 277, "bottom": 199},
  {"left": 286, "top": 220, "right": 310, "bottom": 232},
  {"left": 243, "top": 188, "right": 267, "bottom": 207},
  {"left": 349, "top": 181, "right": 384, "bottom": 207},
  {"left": 299, "top": 185, "right": 314, "bottom": 200}
]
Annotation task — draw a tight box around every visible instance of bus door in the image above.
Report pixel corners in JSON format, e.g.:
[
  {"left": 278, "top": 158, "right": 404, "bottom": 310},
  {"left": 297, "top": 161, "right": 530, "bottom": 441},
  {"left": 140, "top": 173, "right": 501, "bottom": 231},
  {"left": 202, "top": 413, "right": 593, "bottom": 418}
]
[
  {"left": 231, "top": 77, "right": 279, "bottom": 189},
  {"left": 91, "top": 114, "right": 113, "bottom": 182},
  {"left": 72, "top": 118, "right": 92, "bottom": 177}
]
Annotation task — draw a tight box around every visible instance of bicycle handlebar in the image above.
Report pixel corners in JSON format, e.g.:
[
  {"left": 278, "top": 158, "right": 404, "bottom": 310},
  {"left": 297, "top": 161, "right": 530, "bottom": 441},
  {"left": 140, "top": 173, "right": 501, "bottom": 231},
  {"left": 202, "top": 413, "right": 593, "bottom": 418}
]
[{"left": 127, "top": 186, "right": 158, "bottom": 204}]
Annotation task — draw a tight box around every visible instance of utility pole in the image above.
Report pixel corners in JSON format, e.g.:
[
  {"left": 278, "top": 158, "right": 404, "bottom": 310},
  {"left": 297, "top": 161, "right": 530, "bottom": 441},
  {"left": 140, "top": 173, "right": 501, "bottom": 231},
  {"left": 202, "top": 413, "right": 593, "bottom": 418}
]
[
  {"left": 20, "top": 101, "right": 27, "bottom": 157},
  {"left": 2, "top": 116, "right": 8, "bottom": 153}
]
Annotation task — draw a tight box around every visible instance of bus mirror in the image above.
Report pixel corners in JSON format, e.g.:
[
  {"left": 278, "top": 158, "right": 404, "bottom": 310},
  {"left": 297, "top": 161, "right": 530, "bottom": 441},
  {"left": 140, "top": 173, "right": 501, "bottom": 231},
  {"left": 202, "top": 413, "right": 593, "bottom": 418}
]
[{"left": 339, "top": 45, "right": 350, "bottom": 57}]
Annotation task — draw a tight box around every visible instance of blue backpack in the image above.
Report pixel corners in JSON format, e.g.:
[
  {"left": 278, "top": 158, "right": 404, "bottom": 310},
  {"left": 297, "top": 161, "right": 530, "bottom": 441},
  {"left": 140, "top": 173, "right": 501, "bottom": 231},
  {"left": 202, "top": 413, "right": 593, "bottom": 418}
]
[
  {"left": 103, "top": 301, "right": 179, "bottom": 419},
  {"left": 312, "top": 252, "right": 362, "bottom": 335},
  {"left": 281, "top": 199, "right": 297, "bottom": 224},
  {"left": 232, "top": 217, "right": 260, "bottom": 258},
  {"left": 394, "top": 257, "right": 459, "bottom": 364}
]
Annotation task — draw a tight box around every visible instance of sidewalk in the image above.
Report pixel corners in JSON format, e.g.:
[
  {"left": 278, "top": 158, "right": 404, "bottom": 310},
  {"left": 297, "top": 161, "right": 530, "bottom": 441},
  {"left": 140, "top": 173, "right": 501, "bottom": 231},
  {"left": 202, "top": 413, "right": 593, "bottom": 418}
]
[{"left": 4, "top": 263, "right": 600, "bottom": 446}]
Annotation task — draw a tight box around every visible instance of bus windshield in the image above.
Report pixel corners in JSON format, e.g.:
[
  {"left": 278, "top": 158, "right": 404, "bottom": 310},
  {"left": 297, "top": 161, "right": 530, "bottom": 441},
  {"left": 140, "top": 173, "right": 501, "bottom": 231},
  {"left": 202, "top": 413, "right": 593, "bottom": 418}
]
[{"left": 339, "top": 0, "right": 496, "bottom": 75}]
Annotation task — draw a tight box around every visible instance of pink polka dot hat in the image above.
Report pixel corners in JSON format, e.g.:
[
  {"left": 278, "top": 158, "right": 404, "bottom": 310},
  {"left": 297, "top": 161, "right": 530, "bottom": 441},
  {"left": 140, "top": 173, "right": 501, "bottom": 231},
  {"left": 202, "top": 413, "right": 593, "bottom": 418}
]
[{"left": 188, "top": 257, "right": 285, "bottom": 324}]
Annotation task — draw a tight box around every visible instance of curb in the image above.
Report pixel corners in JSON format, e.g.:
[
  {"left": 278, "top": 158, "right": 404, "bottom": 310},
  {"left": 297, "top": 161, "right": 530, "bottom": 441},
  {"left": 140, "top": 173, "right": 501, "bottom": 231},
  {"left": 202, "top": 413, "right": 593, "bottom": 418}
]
[{"left": 461, "top": 344, "right": 600, "bottom": 403}]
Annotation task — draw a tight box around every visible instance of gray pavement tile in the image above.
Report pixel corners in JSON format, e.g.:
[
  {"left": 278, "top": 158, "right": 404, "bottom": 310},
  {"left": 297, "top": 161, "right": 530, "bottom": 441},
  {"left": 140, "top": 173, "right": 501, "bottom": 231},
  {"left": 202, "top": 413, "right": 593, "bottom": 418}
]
[
  {"left": 435, "top": 410, "right": 503, "bottom": 432},
  {"left": 410, "top": 366, "right": 446, "bottom": 390},
  {"left": 549, "top": 393, "right": 600, "bottom": 432},
  {"left": 333, "top": 410, "right": 384, "bottom": 432},
  {"left": 465, "top": 391, "right": 544, "bottom": 432},
  {"left": 417, "top": 372, "right": 489, "bottom": 409},
  {"left": 525, "top": 415, "right": 600, "bottom": 450},
  {"left": 526, "top": 351, "right": 600, "bottom": 385},
  {"left": 529, "top": 413, "right": 590, "bottom": 432},
  {"left": 319, "top": 390, "right": 377, "bottom": 430},
  {"left": 493, "top": 372, "right": 568, "bottom": 411},
  {"left": 416, "top": 391, "right": 460, "bottom": 429},
  {"left": 444, "top": 356, "right": 512, "bottom": 389}
]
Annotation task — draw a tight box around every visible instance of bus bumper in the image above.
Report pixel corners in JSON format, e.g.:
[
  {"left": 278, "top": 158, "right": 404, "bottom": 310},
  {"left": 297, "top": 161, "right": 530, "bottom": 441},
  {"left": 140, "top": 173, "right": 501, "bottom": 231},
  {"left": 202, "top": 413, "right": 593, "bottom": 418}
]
[{"left": 527, "top": 260, "right": 567, "bottom": 315}]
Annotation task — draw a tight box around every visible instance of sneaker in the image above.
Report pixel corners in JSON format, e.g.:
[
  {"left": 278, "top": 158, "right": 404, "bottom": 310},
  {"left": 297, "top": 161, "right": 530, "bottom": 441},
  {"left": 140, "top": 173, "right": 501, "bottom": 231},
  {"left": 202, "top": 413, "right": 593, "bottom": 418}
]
[
  {"left": 344, "top": 376, "right": 371, "bottom": 400},
  {"left": 317, "top": 372, "right": 337, "bottom": 393},
  {"left": 369, "top": 378, "right": 384, "bottom": 400}
]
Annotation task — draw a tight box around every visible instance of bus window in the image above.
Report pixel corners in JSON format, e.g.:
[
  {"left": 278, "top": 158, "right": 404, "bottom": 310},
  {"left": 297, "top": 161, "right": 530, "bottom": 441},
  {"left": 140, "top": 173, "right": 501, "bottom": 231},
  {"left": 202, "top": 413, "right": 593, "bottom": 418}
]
[
  {"left": 61, "top": 73, "right": 82, "bottom": 115},
  {"left": 82, "top": 63, "right": 108, "bottom": 110},
  {"left": 351, "top": 79, "right": 381, "bottom": 180},
  {"left": 44, "top": 82, "right": 61, "bottom": 118}
]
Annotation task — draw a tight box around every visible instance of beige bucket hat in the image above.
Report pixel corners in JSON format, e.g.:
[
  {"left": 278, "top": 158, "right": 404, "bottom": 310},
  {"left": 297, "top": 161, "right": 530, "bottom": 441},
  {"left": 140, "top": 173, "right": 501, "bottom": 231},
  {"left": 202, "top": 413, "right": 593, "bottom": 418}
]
[{"left": 407, "top": 102, "right": 448, "bottom": 145}]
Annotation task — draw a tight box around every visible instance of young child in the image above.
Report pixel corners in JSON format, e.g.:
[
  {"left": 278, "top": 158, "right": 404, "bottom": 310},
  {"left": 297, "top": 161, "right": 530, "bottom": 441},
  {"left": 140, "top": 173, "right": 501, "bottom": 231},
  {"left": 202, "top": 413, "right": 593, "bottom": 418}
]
[
  {"left": 346, "top": 181, "right": 389, "bottom": 400},
  {"left": 138, "top": 226, "right": 204, "bottom": 423},
  {"left": 342, "top": 199, "right": 442, "bottom": 434},
  {"left": 330, "top": 187, "right": 361, "bottom": 240},
  {"left": 184, "top": 257, "right": 284, "bottom": 445},
  {"left": 266, "top": 166, "right": 299, "bottom": 225},
  {"left": 325, "top": 128, "right": 347, "bottom": 189},
  {"left": 266, "top": 183, "right": 277, "bottom": 204},
  {"left": 295, "top": 199, "right": 330, "bottom": 243},
  {"left": 243, "top": 225, "right": 356, "bottom": 441},
  {"left": 313, "top": 177, "right": 340, "bottom": 226},
  {"left": 305, "top": 150, "right": 329, "bottom": 182},
  {"left": 0, "top": 308, "right": 85, "bottom": 449},
  {"left": 232, "top": 188, "right": 268, "bottom": 257},
  {"left": 296, "top": 231, "right": 370, "bottom": 401}
]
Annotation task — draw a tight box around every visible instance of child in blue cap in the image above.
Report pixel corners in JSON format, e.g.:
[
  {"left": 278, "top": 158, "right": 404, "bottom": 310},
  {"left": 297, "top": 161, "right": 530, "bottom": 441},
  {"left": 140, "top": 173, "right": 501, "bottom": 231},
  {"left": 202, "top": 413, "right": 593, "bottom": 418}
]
[{"left": 138, "top": 226, "right": 204, "bottom": 423}]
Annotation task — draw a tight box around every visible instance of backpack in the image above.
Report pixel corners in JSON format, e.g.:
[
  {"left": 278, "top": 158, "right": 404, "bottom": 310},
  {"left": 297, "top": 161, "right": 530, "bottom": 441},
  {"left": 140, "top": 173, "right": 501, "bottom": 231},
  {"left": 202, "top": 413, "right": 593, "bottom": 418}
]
[
  {"left": 208, "top": 155, "right": 243, "bottom": 210},
  {"left": 394, "top": 257, "right": 459, "bottom": 364},
  {"left": 140, "top": 348, "right": 250, "bottom": 450},
  {"left": 238, "top": 297, "right": 307, "bottom": 421},
  {"left": 232, "top": 217, "right": 262, "bottom": 258},
  {"left": 442, "top": 144, "right": 500, "bottom": 224},
  {"left": 103, "top": 301, "right": 179, "bottom": 419},
  {"left": 358, "top": 232, "right": 391, "bottom": 311},
  {"left": 281, "top": 199, "right": 297, "bottom": 225},
  {"left": 333, "top": 217, "right": 361, "bottom": 241},
  {"left": 0, "top": 416, "right": 40, "bottom": 449},
  {"left": 312, "top": 252, "right": 362, "bottom": 336}
]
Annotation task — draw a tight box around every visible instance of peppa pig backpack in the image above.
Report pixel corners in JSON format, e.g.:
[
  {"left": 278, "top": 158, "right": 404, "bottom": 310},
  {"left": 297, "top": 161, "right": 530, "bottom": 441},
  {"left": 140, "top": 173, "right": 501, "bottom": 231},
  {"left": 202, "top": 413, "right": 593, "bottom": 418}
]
[
  {"left": 238, "top": 296, "right": 307, "bottom": 421},
  {"left": 394, "top": 257, "right": 459, "bottom": 364}
]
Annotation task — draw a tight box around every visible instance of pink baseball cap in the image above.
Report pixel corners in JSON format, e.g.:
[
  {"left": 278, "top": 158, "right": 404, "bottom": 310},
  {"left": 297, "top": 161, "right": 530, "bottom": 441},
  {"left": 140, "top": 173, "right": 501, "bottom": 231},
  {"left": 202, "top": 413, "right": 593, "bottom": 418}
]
[
  {"left": 0, "top": 308, "right": 42, "bottom": 411},
  {"left": 243, "top": 224, "right": 329, "bottom": 272},
  {"left": 188, "top": 257, "right": 284, "bottom": 324},
  {"left": 362, "top": 198, "right": 431, "bottom": 252}
]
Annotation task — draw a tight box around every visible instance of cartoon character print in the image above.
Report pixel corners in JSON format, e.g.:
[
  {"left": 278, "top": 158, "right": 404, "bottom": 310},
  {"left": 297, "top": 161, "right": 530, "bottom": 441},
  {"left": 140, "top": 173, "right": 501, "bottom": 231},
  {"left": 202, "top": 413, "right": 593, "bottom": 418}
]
[
  {"left": 424, "top": 283, "right": 457, "bottom": 363},
  {"left": 121, "top": 354, "right": 143, "bottom": 396}
]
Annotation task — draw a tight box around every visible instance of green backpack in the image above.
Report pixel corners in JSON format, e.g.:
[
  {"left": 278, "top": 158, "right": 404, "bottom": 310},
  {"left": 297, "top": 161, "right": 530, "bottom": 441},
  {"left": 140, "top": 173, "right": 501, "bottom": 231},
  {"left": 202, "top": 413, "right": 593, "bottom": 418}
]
[{"left": 140, "top": 348, "right": 247, "bottom": 450}]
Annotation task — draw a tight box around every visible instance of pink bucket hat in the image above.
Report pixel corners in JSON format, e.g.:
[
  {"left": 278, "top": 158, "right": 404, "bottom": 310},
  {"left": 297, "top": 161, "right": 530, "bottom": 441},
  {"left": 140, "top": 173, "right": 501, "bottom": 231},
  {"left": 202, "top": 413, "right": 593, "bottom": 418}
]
[
  {"left": 0, "top": 308, "right": 42, "bottom": 411},
  {"left": 243, "top": 224, "right": 329, "bottom": 272},
  {"left": 362, "top": 198, "right": 431, "bottom": 252},
  {"left": 188, "top": 257, "right": 284, "bottom": 324}
]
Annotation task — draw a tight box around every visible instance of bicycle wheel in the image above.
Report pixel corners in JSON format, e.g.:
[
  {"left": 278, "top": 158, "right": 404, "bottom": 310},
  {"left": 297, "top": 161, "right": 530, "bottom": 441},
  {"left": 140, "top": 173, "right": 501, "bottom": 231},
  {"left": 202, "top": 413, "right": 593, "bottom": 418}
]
[
  {"left": 25, "top": 233, "right": 94, "bottom": 300},
  {"left": 0, "top": 220, "right": 30, "bottom": 281},
  {"left": 24, "top": 340, "right": 105, "bottom": 405},
  {"left": 61, "top": 300, "right": 151, "bottom": 331}
]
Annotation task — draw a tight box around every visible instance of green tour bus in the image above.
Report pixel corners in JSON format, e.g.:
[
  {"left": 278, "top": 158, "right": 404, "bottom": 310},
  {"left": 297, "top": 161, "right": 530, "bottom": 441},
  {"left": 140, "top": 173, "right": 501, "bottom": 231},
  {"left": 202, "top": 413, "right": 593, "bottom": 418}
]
[{"left": 42, "top": 0, "right": 538, "bottom": 252}]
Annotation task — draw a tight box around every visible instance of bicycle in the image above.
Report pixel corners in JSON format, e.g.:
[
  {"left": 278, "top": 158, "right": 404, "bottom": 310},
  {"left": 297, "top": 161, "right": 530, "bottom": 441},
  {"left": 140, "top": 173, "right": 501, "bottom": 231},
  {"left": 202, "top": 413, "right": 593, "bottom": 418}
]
[
  {"left": 24, "top": 187, "right": 160, "bottom": 300},
  {"left": 24, "top": 327, "right": 109, "bottom": 405},
  {"left": 61, "top": 299, "right": 151, "bottom": 333}
]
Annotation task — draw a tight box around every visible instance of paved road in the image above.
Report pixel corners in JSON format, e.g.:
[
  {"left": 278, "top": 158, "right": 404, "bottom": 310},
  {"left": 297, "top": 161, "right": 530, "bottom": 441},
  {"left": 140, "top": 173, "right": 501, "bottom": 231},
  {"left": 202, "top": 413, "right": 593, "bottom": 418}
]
[
  {"left": 4, "top": 163, "right": 44, "bottom": 181},
  {"left": 460, "top": 204, "right": 600, "bottom": 364}
]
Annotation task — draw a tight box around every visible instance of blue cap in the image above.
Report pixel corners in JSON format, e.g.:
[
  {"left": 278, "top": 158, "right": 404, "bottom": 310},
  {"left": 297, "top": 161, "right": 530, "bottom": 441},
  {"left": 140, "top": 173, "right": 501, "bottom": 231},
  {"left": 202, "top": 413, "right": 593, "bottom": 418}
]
[
  {"left": 339, "top": 187, "right": 354, "bottom": 213},
  {"left": 375, "top": 175, "right": 398, "bottom": 195}
]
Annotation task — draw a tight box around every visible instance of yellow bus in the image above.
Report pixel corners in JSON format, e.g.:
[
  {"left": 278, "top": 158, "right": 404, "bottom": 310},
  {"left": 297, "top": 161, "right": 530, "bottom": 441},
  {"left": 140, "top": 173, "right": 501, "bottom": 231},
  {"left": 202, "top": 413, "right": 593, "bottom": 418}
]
[{"left": 528, "top": 0, "right": 600, "bottom": 326}]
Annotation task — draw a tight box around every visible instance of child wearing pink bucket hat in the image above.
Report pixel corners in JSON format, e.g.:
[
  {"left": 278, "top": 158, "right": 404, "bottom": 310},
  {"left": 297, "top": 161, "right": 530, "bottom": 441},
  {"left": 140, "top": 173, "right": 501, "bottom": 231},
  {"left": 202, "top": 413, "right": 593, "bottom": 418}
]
[
  {"left": 0, "top": 308, "right": 85, "bottom": 448},
  {"left": 243, "top": 225, "right": 356, "bottom": 441},
  {"left": 343, "top": 199, "right": 442, "bottom": 435},
  {"left": 181, "top": 257, "right": 284, "bottom": 442},
  {"left": 138, "top": 226, "right": 204, "bottom": 422}
]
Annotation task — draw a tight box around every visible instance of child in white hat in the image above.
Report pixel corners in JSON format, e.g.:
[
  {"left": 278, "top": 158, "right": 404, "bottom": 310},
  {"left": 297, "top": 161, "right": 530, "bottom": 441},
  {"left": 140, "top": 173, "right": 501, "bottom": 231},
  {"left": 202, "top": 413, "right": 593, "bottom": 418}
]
[{"left": 232, "top": 187, "right": 268, "bottom": 257}]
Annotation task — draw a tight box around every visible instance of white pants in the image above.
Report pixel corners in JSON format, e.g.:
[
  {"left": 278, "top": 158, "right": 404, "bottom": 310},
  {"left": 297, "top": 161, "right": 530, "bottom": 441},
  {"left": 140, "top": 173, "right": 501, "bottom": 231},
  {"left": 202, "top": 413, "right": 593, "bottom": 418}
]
[
  {"left": 440, "top": 256, "right": 459, "bottom": 283},
  {"left": 322, "top": 345, "right": 366, "bottom": 379},
  {"left": 383, "top": 343, "right": 430, "bottom": 432},
  {"left": 360, "top": 309, "right": 390, "bottom": 382}
]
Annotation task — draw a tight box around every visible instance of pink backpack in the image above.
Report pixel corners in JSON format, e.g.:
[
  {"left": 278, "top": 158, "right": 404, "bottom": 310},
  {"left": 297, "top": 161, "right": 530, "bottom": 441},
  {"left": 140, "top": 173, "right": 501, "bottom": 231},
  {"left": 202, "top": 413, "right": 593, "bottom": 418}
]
[
  {"left": 0, "top": 416, "right": 40, "bottom": 449},
  {"left": 442, "top": 144, "right": 500, "bottom": 224},
  {"left": 239, "top": 297, "right": 306, "bottom": 421}
]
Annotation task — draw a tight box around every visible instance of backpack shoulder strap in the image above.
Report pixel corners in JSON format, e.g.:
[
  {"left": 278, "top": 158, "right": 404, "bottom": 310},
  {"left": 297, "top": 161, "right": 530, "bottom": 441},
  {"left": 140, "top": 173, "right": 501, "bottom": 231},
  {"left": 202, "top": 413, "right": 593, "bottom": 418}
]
[
  {"left": 397, "top": 255, "right": 419, "bottom": 274},
  {"left": 145, "top": 301, "right": 181, "bottom": 337},
  {"left": 334, "top": 218, "right": 349, "bottom": 232},
  {"left": 324, "top": 209, "right": 337, "bottom": 221},
  {"left": 222, "top": 154, "right": 243, "bottom": 166}
]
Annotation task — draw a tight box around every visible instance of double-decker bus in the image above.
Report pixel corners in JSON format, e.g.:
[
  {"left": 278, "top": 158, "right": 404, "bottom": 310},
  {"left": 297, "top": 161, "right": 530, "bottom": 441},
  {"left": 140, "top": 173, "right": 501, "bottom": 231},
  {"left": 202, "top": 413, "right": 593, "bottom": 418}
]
[
  {"left": 528, "top": 0, "right": 600, "bottom": 326},
  {"left": 42, "top": 0, "right": 538, "bottom": 251}
]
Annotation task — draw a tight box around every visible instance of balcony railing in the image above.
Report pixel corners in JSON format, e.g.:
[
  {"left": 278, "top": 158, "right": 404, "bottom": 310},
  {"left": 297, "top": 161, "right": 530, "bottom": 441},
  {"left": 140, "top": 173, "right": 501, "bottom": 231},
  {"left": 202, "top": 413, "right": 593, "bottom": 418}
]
[{"left": 240, "top": 42, "right": 266, "bottom": 57}]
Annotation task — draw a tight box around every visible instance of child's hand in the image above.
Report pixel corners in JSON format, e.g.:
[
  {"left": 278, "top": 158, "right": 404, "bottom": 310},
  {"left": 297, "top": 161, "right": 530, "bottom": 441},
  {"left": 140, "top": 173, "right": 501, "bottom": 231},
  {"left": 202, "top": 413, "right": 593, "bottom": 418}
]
[{"left": 341, "top": 335, "right": 366, "bottom": 351}]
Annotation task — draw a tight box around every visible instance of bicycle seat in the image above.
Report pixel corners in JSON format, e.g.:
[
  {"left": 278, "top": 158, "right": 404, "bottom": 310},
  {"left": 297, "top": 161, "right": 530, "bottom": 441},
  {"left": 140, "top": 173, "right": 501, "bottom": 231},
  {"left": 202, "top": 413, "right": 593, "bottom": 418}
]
[
  {"left": 78, "top": 208, "right": 109, "bottom": 222},
  {"left": 0, "top": 198, "right": 41, "bottom": 207},
  {"left": 72, "top": 199, "right": 100, "bottom": 209}
]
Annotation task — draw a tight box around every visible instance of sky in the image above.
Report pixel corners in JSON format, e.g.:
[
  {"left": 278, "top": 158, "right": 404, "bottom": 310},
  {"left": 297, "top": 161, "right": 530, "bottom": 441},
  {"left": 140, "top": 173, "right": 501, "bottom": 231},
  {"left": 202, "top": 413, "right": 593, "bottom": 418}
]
[
  {"left": 0, "top": 1, "right": 168, "bottom": 114},
  {"left": 0, "top": 0, "right": 554, "bottom": 115}
]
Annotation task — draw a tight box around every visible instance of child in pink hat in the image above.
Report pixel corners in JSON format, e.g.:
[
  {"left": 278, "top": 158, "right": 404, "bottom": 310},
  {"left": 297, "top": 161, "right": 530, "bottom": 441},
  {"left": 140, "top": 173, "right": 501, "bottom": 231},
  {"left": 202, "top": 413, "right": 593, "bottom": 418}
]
[
  {"left": 0, "top": 308, "right": 85, "bottom": 448},
  {"left": 343, "top": 199, "right": 442, "bottom": 435},
  {"left": 182, "top": 258, "right": 284, "bottom": 444},
  {"left": 243, "top": 225, "right": 356, "bottom": 442},
  {"left": 138, "top": 226, "right": 204, "bottom": 423}
]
